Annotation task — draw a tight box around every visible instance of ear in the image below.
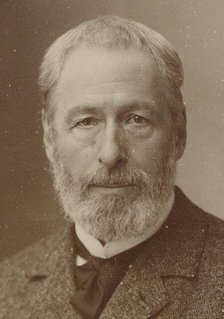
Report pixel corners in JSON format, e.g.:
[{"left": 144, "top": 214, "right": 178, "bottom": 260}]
[
  {"left": 42, "top": 109, "right": 55, "bottom": 162},
  {"left": 173, "top": 127, "right": 186, "bottom": 161}
]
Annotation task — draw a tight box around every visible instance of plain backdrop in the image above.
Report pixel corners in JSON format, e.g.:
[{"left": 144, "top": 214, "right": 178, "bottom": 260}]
[{"left": 1, "top": 0, "right": 224, "bottom": 261}]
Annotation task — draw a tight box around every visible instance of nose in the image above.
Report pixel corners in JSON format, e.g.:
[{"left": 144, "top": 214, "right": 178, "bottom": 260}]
[{"left": 97, "top": 124, "right": 127, "bottom": 170}]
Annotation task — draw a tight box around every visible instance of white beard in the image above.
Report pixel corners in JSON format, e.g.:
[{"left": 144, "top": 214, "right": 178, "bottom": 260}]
[{"left": 49, "top": 145, "right": 176, "bottom": 242}]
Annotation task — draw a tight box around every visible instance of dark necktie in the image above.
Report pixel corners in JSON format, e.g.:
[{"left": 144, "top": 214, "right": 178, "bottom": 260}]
[{"left": 70, "top": 234, "right": 145, "bottom": 319}]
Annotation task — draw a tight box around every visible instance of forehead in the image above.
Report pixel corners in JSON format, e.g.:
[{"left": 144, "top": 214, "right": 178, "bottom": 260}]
[
  {"left": 54, "top": 46, "right": 169, "bottom": 120},
  {"left": 57, "top": 45, "right": 160, "bottom": 93}
]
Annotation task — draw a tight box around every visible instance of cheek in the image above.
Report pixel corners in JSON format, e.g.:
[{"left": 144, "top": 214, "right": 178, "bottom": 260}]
[
  {"left": 128, "top": 134, "right": 171, "bottom": 172},
  {"left": 56, "top": 136, "right": 98, "bottom": 175}
]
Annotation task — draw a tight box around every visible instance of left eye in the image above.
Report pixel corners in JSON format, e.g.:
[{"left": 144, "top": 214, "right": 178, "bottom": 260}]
[
  {"left": 74, "top": 118, "right": 99, "bottom": 128},
  {"left": 126, "top": 115, "right": 149, "bottom": 125}
]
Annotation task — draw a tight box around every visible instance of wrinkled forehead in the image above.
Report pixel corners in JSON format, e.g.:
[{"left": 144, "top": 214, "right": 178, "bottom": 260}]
[{"left": 56, "top": 45, "right": 162, "bottom": 96}]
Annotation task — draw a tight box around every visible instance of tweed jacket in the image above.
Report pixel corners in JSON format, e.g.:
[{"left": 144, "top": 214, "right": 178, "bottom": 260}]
[{"left": 0, "top": 187, "right": 223, "bottom": 319}]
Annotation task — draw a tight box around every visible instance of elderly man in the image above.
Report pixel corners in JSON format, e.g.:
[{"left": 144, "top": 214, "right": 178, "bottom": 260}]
[{"left": 0, "top": 16, "right": 223, "bottom": 319}]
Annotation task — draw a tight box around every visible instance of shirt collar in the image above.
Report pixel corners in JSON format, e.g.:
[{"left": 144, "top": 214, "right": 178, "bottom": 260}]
[{"left": 75, "top": 191, "right": 174, "bottom": 259}]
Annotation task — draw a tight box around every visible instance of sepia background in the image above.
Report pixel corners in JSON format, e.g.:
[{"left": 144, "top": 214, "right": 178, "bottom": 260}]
[{"left": 1, "top": 0, "right": 224, "bottom": 261}]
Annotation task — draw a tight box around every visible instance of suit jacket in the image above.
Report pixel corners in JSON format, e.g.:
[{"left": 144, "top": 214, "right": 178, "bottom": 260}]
[{"left": 0, "top": 187, "right": 223, "bottom": 319}]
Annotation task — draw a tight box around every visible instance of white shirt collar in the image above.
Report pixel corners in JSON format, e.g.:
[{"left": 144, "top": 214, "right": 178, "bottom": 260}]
[{"left": 75, "top": 191, "right": 174, "bottom": 260}]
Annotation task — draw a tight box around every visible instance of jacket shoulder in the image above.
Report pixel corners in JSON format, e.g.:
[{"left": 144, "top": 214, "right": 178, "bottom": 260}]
[
  {"left": 204, "top": 211, "right": 224, "bottom": 237},
  {"left": 175, "top": 186, "right": 224, "bottom": 273},
  {"left": 189, "top": 211, "right": 224, "bottom": 317},
  {"left": 0, "top": 222, "right": 74, "bottom": 319},
  {"left": 1, "top": 228, "right": 61, "bottom": 274},
  {"left": 0, "top": 222, "right": 71, "bottom": 295},
  {"left": 175, "top": 186, "right": 224, "bottom": 237}
]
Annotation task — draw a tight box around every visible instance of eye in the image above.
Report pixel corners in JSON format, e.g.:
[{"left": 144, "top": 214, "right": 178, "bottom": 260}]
[
  {"left": 126, "top": 114, "right": 150, "bottom": 126},
  {"left": 73, "top": 117, "right": 99, "bottom": 128}
]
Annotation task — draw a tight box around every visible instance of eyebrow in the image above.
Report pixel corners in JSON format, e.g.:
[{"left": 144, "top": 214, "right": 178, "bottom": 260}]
[
  {"left": 65, "top": 105, "right": 103, "bottom": 124},
  {"left": 65, "top": 101, "right": 158, "bottom": 124}
]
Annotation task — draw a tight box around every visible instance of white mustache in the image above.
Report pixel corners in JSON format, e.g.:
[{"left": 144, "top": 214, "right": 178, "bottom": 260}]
[{"left": 80, "top": 167, "right": 150, "bottom": 188}]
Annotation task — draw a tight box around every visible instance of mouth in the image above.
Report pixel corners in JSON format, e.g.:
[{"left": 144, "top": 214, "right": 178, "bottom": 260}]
[{"left": 89, "top": 184, "right": 135, "bottom": 190}]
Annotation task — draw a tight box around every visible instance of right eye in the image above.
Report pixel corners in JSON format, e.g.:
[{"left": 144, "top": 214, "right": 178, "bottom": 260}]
[{"left": 72, "top": 117, "right": 99, "bottom": 128}]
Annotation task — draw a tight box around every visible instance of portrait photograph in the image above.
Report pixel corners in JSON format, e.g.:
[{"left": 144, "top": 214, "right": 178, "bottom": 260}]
[{"left": 0, "top": 1, "right": 223, "bottom": 318}]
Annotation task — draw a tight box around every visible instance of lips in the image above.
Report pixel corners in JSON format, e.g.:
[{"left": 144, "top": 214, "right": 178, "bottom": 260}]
[{"left": 90, "top": 184, "right": 134, "bottom": 188}]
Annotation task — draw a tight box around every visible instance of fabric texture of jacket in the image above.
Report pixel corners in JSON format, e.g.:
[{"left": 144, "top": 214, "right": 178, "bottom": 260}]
[{"left": 0, "top": 186, "right": 223, "bottom": 319}]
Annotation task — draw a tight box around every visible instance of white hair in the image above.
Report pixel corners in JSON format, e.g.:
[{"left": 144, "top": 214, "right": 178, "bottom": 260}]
[{"left": 38, "top": 15, "right": 186, "bottom": 143}]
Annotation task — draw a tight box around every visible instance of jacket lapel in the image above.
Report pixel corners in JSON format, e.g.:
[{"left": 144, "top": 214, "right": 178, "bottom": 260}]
[
  {"left": 100, "top": 248, "right": 170, "bottom": 319},
  {"left": 100, "top": 187, "right": 208, "bottom": 318},
  {"left": 24, "top": 221, "right": 82, "bottom": 319}
]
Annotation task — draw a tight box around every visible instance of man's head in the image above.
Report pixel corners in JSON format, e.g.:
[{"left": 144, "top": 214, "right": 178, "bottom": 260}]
[{"left": 39, "top": 16, "right": 186, "bottom": 242}]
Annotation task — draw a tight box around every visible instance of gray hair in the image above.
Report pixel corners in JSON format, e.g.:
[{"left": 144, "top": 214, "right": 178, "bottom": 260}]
[{"left": 39, "top": 15, "right": 186, "bottom": 142}]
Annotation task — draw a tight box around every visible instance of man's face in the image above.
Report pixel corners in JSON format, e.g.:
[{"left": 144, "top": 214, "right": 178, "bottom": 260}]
[{"left": 45, "top": 46, "right": 179, "bottom": 241}]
